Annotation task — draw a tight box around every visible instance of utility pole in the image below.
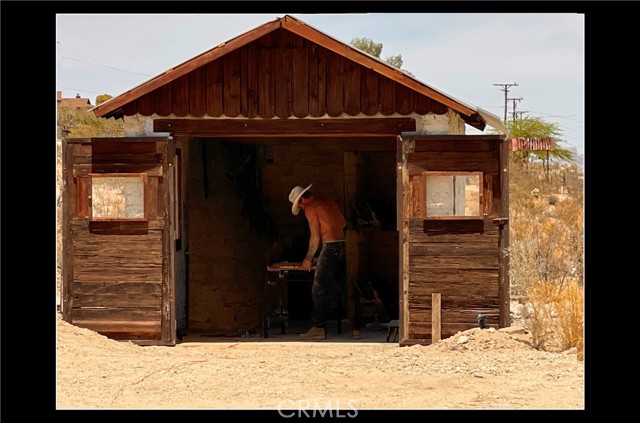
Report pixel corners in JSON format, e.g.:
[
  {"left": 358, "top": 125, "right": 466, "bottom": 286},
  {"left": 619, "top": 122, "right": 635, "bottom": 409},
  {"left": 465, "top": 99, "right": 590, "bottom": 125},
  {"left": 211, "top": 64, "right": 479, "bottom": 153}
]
[
  {"left": 514, "top": 111, "right": 528, "bottom": 120},
  {"left": 493, "top": 83, "right": 518, "bottom": 123},
  {"left": 508, "top": 97, "right": 523, "bottom": 122}
]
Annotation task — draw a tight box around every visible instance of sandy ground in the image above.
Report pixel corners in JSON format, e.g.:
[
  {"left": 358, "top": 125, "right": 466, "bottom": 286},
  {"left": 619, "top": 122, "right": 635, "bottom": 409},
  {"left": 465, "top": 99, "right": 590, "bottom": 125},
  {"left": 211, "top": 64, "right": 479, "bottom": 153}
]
[{"left": 55, "top": 312, "right": 584, "bottom": 411}]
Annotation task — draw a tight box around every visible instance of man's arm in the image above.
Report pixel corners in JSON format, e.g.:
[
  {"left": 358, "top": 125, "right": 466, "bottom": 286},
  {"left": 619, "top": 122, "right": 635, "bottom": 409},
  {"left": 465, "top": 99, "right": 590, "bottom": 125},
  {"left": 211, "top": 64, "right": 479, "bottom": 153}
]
[{"left": 300, "top": 208, "right": 320, "bottom": 270}]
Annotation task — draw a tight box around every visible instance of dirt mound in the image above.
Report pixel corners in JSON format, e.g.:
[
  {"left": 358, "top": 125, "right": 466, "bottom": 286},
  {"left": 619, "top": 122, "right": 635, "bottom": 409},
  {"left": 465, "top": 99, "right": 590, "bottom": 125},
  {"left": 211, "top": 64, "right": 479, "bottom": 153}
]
[
  {"left": 430, "top": 327, "right": 534, "bottom": 352},
  {"left": 56, "top": 313, "right": 141, "bottom": 354}
]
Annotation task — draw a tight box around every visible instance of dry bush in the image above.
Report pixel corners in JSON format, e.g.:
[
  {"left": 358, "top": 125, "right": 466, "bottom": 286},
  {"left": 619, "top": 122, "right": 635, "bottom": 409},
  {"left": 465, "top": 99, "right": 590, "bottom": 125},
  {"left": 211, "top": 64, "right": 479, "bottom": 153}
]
[
  {"left": 509, "top": 160, "right": 584, "bottom": 353},
  {"left": 509, "top": 162, "right": 583, "bottom": 294},
  {"left": 522, "top": 280, "right": 583, "bottom": 353},
  {"left": 555, "top": 281, "right": 584, "bottom": 354}
]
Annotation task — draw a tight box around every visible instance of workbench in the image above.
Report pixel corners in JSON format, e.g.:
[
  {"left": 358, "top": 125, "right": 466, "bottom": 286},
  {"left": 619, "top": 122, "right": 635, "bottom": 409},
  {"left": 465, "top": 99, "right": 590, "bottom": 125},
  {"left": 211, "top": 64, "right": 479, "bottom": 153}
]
[{"left": 263, "top": 261, "right": 314, "bottom": 338}]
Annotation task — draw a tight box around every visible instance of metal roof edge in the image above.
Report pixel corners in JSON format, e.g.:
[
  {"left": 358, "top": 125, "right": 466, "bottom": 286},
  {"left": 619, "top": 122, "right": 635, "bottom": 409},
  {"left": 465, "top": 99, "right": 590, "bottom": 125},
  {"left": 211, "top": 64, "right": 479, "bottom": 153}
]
[{"left": 476, "top": 107, "right": 509, "bottom": 136}]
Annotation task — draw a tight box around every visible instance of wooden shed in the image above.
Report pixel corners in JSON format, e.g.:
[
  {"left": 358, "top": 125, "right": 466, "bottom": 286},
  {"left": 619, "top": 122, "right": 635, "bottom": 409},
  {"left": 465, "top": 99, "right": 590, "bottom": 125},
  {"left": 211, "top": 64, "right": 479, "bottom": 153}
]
[{"left": 61, "top": 15, "right": 510, "bottom": 346}]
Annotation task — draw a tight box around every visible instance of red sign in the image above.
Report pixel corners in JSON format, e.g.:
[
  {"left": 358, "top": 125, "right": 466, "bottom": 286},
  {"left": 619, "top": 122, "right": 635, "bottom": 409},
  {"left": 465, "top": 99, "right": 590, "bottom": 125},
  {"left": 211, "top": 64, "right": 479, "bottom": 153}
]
[{"left": 509, "top": 137, "right": 554, "bottom": 151}]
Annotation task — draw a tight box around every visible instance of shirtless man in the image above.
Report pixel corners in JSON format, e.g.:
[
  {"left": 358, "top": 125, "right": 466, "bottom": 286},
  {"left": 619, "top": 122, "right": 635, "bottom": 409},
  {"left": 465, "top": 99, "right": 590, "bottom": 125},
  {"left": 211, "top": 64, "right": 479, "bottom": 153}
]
[{"left": 288, "top": 183, "right": 350, "bottom": 340}]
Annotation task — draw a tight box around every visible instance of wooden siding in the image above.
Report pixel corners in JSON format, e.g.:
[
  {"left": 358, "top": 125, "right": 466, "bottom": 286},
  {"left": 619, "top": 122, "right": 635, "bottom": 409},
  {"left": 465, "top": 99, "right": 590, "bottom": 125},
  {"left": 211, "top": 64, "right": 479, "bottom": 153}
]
[
  {"left": 122, "top": 29, "right": 448, "bottom": 119},
  {"left": 406, "top": 219, "right": 500, "bottom": 340},
  {"left": 399, "top": 136, "right": 505, "bottom": 345},
  {"left": 63, "top": 138, "right": 174, "bottom": 344}
]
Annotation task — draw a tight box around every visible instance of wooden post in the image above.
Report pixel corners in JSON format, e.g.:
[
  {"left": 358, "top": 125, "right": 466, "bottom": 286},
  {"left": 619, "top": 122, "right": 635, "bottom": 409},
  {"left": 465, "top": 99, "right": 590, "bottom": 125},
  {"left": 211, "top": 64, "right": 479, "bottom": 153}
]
[{"left": 432, "top": 293, "right": 441, "bottom": 343}]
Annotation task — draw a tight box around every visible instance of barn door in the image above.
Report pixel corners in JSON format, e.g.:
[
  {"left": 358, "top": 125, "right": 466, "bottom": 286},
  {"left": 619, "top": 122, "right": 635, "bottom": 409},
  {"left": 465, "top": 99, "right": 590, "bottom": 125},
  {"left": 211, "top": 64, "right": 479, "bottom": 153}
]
[{"left": 62, "top": 137, "right": 176, "bottom": 345}]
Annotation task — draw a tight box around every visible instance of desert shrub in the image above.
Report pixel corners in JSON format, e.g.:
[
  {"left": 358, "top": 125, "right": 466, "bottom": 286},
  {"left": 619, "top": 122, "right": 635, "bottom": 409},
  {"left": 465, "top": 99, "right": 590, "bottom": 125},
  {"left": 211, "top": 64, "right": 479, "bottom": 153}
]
[
  {"left": 522, "top": 280, "right": 583, "bottom": 353},
  {"left": 509, "top": 159, "right": 584, "bottom": 353},
  {"left": 57, "top": 107, "right": 124, "bottom": 138},
  {"left": 554, "top": 281, "right": 584, "bottom": 353}
]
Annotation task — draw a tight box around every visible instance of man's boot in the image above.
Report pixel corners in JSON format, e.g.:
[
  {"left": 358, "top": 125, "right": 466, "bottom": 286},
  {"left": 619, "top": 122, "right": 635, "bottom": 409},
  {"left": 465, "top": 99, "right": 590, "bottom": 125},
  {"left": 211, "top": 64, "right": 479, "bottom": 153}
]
[{"left": 299, "top": 326, "right": 326, "bottom": 340}]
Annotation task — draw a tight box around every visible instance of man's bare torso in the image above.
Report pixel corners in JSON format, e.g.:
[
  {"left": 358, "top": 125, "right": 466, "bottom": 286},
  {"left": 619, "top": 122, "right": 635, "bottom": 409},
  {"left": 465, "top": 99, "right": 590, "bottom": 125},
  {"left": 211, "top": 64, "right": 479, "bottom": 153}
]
[{"left": 305, "top": 197, "right": 346, "bottom": 242}]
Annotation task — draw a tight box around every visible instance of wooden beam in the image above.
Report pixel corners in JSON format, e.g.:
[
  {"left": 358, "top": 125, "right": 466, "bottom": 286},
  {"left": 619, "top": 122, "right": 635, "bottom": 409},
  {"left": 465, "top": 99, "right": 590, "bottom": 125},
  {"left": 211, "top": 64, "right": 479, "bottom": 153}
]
[
  {"left": 153, "top": 118, "right": 416, "bottom": 136},
  {"left": 499, "top": 136, "right": 511, "bottom": 328},
  {"left": 397, "top": 135, "right": 410, "bottom": 344},
  {"left": 432, "top": 293, "right": 441, "bottom": 343}
]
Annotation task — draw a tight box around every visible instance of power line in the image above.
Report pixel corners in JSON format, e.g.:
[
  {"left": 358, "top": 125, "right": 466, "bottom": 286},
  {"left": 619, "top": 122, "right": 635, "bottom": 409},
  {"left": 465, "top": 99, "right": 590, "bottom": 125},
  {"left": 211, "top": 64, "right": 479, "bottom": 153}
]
[
  {"left": 507, "top": 97, "right": 523, "bottom": 122},
  {"left": 58, "top": 86, "right": 102, "bottom": 95},
  {"left": 61, "top": 55, "right": 152, "bottom": 77},
  {"left": 493, "top": 83, "right": 518, "bottom": 123}
]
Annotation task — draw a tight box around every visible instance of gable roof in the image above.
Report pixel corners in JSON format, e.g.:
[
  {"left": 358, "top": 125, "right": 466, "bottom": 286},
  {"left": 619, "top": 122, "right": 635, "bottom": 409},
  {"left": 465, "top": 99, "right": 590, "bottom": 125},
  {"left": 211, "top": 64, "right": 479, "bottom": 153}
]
[
  {"left": 58, "top": 91, "right": 93, "bottom": 110},
  {"left": 92, "top": 15, "right": 506, "bottom": 134}
]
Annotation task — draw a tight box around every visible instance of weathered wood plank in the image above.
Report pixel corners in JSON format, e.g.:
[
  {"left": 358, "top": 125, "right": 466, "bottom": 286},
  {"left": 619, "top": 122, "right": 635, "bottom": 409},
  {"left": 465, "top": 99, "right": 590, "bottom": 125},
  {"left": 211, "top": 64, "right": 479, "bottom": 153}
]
[
  {"left": 409, "top": 307, "right": 499, "bottom": 318},
  {"left": 378, "top": 76, "right": 395, "bottom": 115},
  {"left": 77, "top": 140, "right": 158, "bottom": 154},
  {"left": 314, "top": 46, "right": 328, "bottom": 117},
  {"left": 432, "top": 293, "right": 441, "bottom": 342},
  {"left": 160, "top": 140, "right": 174, "bottom": 343},
  {"left": 409, "top": 268, "right": 499, "bottom": 283},
  {"left": 153, "top": 118, "right": 415, "bottom": 136},
  {"left": 189, "top": 66, "right": 207, "bottom": 117},
  {"left": 397, "top": 84, "right": 414, "bottom": 115},
  {"left": 73, "top": 281, "right": 162, "bottom": 295},
  {"left": 360, "top": 67, "right": 379, "bottom": 115},
  {"left": 74, "top": 293, "right": 162, "bottom": 308},
  {"left": 410, "top": 293, "right": 498, "bottom": 308},
  {"left": 410, "top": 175, "right": 424, "bottom": 218},
  {"left": 76, "top": 176, "right": 89, "bottom": 218},
  {"left": 72, "top": 320, "right": 161, "bottom": 334},
  {"left": 410, "top": 255, "right": 499, "bottom": 269},
  {"left": 72, "top": 219, "right": 165, "bottom": 231},
  {"left": 326, "top": 53, "right": 344, "bottom": 117},
  {"left": 415, "top": 93, "right": 431, "bottom": 115},
  {"left": 171, "top": 74, "right": 189, "bottom": 117},
  {"left": 73, "top": 269, "right": 163, "bottom": 283},
  {"left": 408, "top": 151, "right": 500, "bottom": 175},
  {"left": 223, "top": 49, "right": 242, "bottom": 117},
  {"left": 416, "top": 218, "right": 494, "bottom": 235},
  {"left": 343, "top": 59, "right": 361, "bottom": 116},
  {"left": 246, "top": 45, "right": 259, "bottom": 118},
  {"left": 73, "top": 164, "right": 163, "bottom": 177},
  {"left": 156, "top": 84, "right": 173, "bottom": 117},
  {"left": 292, "top": 47, "right": 309, "bottom": 118},
  {"left": 412, "top": 139, "right": 498, "bottom": 153},
  {"left": 408, "top": 280, "right": 499, "bottom": 295},
  {"left": 275, "top": 47, "right": 293, "bottom": 118},
  {"left": 147, "top": 176, "right": 158, "bottom": 219},
  {"left": 239, "top": 45, "right": 249, "bottom": 118},
  {"left": 72, "top": 308, "right": 162, "bottom": 321},
  {"left": 410, "top": 223, "right": 499, "bottom": 240},
  {"left": 257, "top": 35, "right": 276, "bottom": 118},
  {"left": 308, "top": 43, "right": 320, "bottom": 117},
  {"left": 73, "top": 153, "right": 163, "bottom": 165},
  {"left": 205, "top": 59, "right": 224, "bottom": 116},
  {"left": 88, "top": 221, "right": 150, "bottom": 235},
  {"left": 409, "top": 244, "right": 499, "bottom": 257},
  {"left": 137, "top": 91, "right": 155, "bottom": 116}
]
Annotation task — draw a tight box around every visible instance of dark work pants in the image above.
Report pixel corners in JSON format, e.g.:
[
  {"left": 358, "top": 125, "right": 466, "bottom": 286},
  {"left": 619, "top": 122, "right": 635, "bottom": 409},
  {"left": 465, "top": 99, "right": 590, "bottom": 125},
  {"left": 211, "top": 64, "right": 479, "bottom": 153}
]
[{"left": 310, "top": 241, "right": 346, "bottom": 328}]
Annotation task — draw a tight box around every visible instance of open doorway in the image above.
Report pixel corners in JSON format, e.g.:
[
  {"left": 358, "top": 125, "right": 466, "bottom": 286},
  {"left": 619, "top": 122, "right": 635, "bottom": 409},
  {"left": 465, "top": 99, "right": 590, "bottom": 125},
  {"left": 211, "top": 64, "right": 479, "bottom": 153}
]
[{"left": 176, "top": 137, "right": 400, "bottom": 342}]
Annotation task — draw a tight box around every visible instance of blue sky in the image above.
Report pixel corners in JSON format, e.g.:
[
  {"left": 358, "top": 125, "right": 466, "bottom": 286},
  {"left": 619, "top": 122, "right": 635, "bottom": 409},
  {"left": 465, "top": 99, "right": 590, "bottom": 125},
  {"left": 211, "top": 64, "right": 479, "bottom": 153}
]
[{"left": 56, "top": 13, "right": 584, "bottom": 154}]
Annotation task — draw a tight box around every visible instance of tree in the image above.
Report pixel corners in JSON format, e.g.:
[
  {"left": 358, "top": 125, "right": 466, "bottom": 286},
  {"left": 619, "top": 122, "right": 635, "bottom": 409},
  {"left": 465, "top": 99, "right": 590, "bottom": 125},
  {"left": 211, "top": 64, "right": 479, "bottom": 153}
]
[
  {"left": 350, "top": 37, "right": 414, "bottom": 76},
  {"left": 96, "top": 94, "right": 113, "bottom": 105},
  {"left": 506, "top": 117, "right": 574, "bottom": 167}
]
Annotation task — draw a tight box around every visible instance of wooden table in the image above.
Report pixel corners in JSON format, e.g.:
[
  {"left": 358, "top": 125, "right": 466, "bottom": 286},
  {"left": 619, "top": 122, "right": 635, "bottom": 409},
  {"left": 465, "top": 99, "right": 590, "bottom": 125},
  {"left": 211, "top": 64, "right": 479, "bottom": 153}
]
[{"left": 263, "top": 261, "right": 315, "bottom": 338}]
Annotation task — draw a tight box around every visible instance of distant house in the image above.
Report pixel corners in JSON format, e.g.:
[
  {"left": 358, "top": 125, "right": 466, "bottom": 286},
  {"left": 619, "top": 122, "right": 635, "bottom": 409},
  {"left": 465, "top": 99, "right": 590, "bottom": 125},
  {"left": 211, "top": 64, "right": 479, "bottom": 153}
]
[{"left": 57, "top": 91, "right": 92, "bottom": 110}]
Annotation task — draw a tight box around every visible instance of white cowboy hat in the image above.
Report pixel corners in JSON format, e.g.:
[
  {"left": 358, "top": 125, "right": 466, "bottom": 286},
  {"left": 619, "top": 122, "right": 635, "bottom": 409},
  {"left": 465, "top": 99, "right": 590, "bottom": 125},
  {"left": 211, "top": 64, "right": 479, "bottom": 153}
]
[{"left": 288, "top": 183, "right": 313, "bottom": 215}]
